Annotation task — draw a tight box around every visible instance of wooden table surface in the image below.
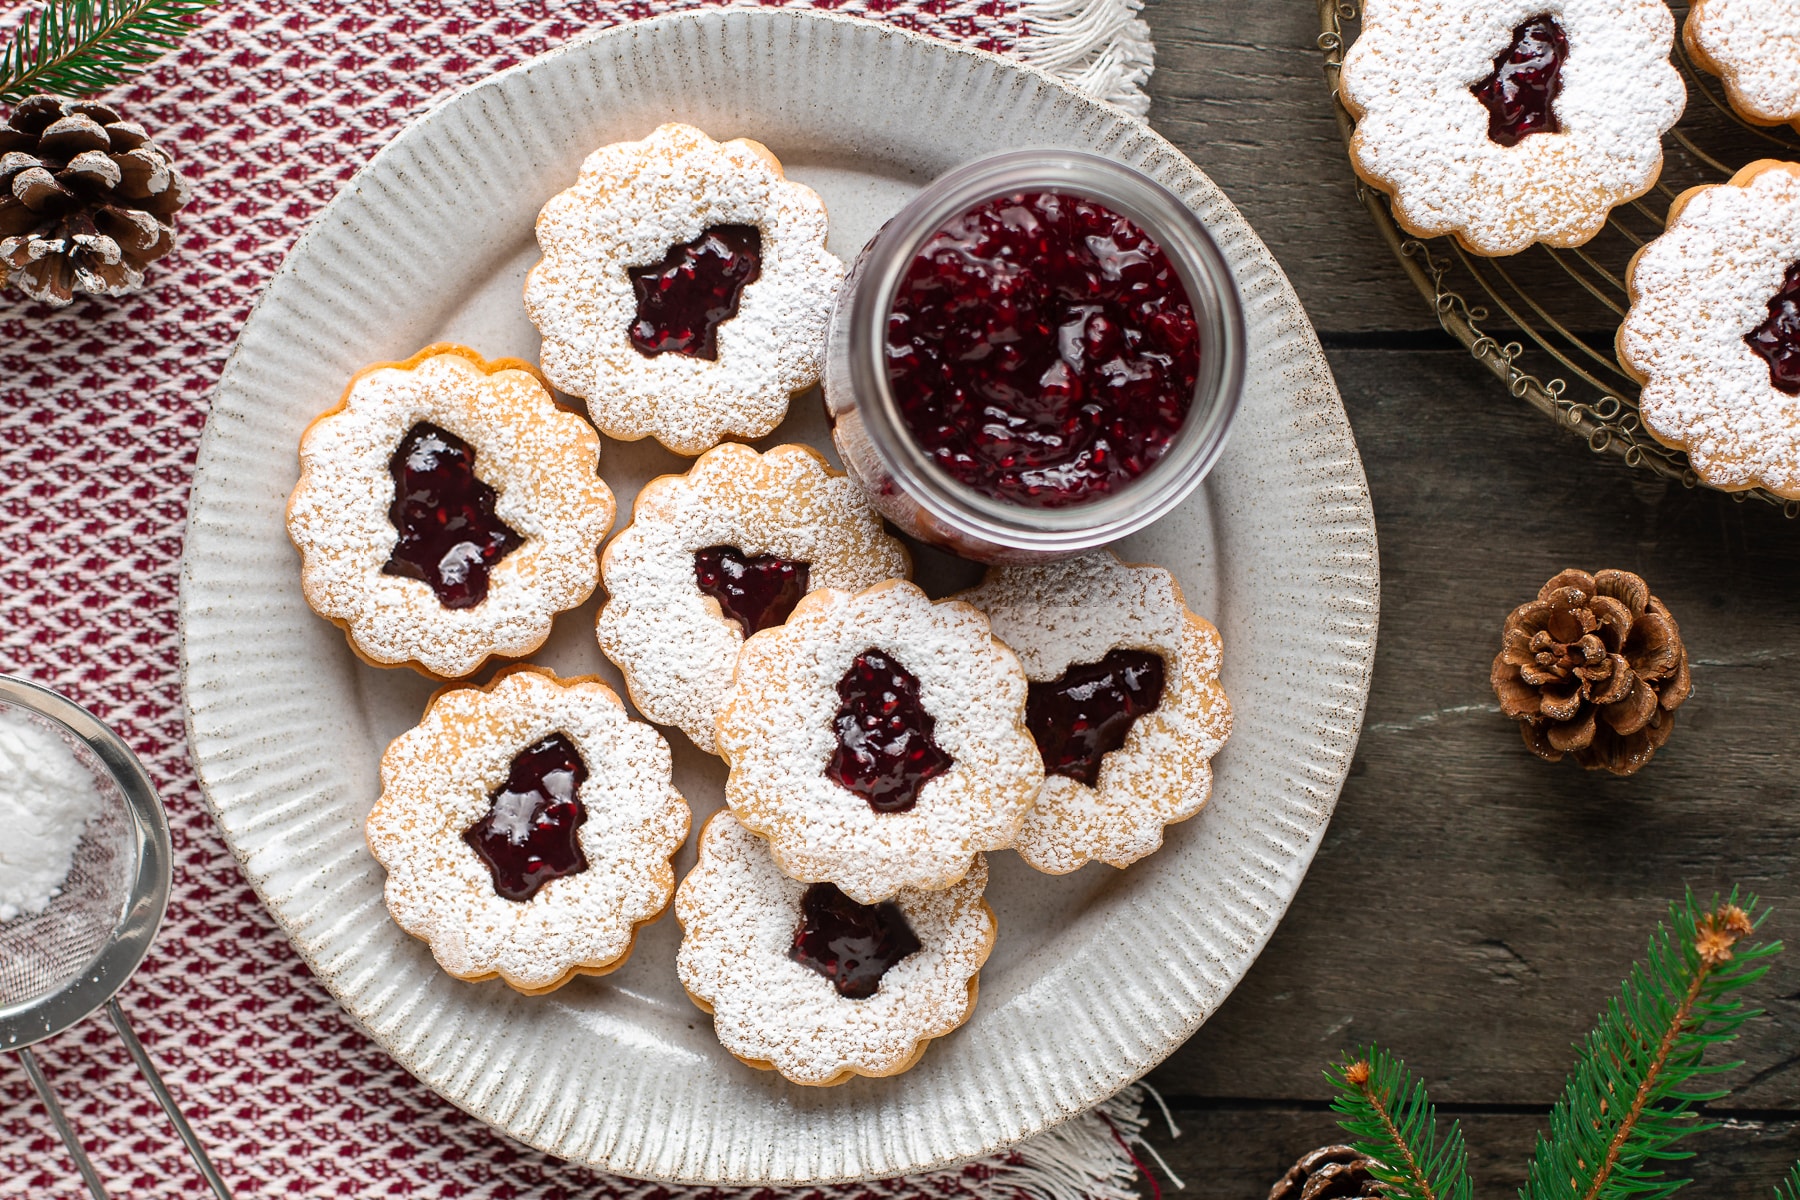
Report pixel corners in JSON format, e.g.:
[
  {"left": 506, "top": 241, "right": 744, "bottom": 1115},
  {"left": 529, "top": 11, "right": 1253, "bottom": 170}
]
[{"left": 1132, "top": 4, "right": 1800, "bottom": 1195}]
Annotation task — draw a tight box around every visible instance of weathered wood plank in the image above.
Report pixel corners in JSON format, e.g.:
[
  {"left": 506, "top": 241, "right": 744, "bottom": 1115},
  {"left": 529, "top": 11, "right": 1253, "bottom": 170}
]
[
  {"left": 1144, "top": 345, "right": 1800, "bottom": 1115},
  {"left": 1138, "top": 1105, "right": 1800, "bottom": 1199}
]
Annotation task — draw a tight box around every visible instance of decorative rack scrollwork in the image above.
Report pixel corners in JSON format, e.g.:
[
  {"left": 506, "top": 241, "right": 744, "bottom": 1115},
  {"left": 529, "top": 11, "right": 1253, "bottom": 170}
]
[{"left": 1316, "top": 0, "right": 1800, "bottom": 517}]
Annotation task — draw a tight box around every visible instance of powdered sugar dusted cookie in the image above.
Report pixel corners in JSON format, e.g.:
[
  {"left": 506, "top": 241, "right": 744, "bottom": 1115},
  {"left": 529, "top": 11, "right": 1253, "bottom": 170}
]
[
  {"left": 287, "top": 344, "right": 615, "bottom": 678},
  {"left": 1340, "top": 0, "right": 1684, "bottom": 256},
  {"left": 676, "top": 812, "right": 993, "bottom": 1086},
  {"left": 958, "top": 551, "right": 1231, "bottom": 875},
  {"left": 715, "top": 580, "right": 1043, "bottom": 904},
  {"left": 1618, "top": 161, "right": 1800, "bottom": 498},
  {"left": 1686, "top": 0, "right": 1800, "bottom": 132},
  {"left": 525, "top": 123, "right": 844, "bottom": 456},
  {"left": 367, "top": 667, "right": 690, "bottom": 995},
  {"left": 597, "top": 443, "right": 910, "bottom": 755}
]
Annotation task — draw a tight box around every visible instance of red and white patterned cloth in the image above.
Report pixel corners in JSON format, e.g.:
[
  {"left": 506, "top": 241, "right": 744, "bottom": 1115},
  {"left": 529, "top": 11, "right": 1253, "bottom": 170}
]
[{"left": 0, "top": 2, "right": 1155, "bottom": 1196}]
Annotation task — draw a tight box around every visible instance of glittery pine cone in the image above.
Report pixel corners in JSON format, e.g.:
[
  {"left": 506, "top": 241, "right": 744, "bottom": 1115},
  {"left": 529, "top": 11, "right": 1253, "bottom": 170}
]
[
  {"left": 0, "top": 95, "right": 191, "bottom": 307},
  {"left": 1267, "top": 1145, "right": 1382, "bottom": 1200},
  {"left": 1491, "top": 568, "right": 1692, "bottom": 777}
]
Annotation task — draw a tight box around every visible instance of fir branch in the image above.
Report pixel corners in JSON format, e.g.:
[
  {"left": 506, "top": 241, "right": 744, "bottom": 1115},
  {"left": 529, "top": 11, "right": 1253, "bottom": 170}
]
[
  {"left": 1521, "top": 892, "right": 1779, "bottom": 1200},
  {"left": 0, "top": 0, "right": 217, "bottom": 104},
  {"left": 1778, "top": 1162, "right": 1800, "bottom": 1200},
  {"left": 1328, "top": 1046, "right": 1473, "bottom": 1200}
]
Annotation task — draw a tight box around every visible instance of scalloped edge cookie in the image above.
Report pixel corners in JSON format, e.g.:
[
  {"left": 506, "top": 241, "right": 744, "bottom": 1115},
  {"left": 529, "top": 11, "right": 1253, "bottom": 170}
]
[
  {"left": 675, "top": 811, "right": 994, "bottom": 1087},
  {"left": 286, "top": 343, "right": 616, "bottom": 679},
  {"left": 597, "top": 442, "right": 910, "bottom": 754},
  {"left": 957, "top": 551, "right": 1232, "bottom": 874},
  {"left": 1685, "top": 0, "right": 1800, "bottom": 132},
  {"left": 366, "top": 665, "right": 690, "bottom": 996}
]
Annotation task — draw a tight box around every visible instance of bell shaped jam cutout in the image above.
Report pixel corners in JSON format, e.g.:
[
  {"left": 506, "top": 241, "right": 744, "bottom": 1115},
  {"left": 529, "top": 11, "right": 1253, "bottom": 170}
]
[
  {"left": 1471, "top": 15, "right": 1568, "bottom": 148},
  {"left": 1747, "top": 261, "right": 1800, "bottom": 396},
  {"left": 790, "top": 881, "right": 922, "bottom": 1000},
  {"left": 464, "top": 732, "right": 590, "bottom": 903},
  {"left": 1026, "top": 649, "right": 1167, "bottom": 787},
  {"left": 628, "top": 224, "right": 762, "bottom": 360},
  {"left": 383, "top": 421, "right": 524, "bottom": 610},
  {"left": 693, "top": 546, "right": 811, "bottom": 636},
  {"left": 825, "top": 649, "right": 954, "bottom": 814},
  {"left": 886, "top": 192, "right": 1200, "bottom": 508}
]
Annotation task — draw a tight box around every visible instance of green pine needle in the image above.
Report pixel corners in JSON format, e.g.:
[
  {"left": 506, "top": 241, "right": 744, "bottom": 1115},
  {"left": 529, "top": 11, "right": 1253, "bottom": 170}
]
[
  {"left": 0, "top": 0, "right": 219, "bottom": 104},
  {"left": 1328, "top": 1045, "right": 1473, "bottom": 1200},
  {"left": 1521, "top": 890, "right": 1779, "bottom": 1200},
  {"left": 1778, "top": 1162, "right": 1800, "bottom": 1200}
]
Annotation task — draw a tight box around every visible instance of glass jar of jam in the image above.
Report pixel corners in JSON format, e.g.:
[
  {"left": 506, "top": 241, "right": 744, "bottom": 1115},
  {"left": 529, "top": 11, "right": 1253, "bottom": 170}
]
[{"left": 824, "top": 151, "right": 1245, "bottom": 563}]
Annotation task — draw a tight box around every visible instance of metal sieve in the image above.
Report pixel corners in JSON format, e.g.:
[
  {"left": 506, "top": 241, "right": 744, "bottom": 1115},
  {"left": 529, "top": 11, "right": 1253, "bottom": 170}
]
[{"left": 0, "top": 674, "right": 232, "bottom": 1199}]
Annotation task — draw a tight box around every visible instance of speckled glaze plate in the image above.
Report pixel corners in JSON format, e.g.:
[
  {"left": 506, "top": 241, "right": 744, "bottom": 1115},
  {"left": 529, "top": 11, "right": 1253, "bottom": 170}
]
[{"left": 180, "top": 9, "right": 1378, "bottom": 1185}]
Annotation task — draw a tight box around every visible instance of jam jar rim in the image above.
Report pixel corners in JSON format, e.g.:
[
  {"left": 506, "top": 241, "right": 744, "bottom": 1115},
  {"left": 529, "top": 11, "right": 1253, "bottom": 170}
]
[{"left": 833, "top": 149, "right": 1246, "bottom": 553}]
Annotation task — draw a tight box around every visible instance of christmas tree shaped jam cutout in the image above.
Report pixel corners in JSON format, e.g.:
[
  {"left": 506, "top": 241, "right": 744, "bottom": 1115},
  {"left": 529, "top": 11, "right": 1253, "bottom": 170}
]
[
  {"left": 383, "top": 422, "right": 524, "bottom": 610},
  {"left": 1471, "top": 15, "right": 1567, "bottom": 147},
  {"left": 464, "top": 732, "right": 590, "bottom": 902},
  {"left": 1026, "top": 648, "right": 1166, "bottom": 787},
  {"left": 826, "top": 649, "right": 954, "bottom": 813},
  {"left": 790, "top": 881, "right": 922, "bottom": 1000},
  {"left": 628, "top": 224, "right": 762, "bottom": 360},
  {"left": 693, "top": 546, "right": 811, "bottom": 636},
  {"left": 1747, "top": 261, "right": 1800, "bottom": 396}
]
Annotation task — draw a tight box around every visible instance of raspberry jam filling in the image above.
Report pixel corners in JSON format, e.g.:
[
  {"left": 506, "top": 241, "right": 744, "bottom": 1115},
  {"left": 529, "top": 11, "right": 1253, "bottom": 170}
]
[
  {"left": 826, "top": 649, "right": 954, "bottom": 814},
  {"left": 1472, "top": 15, "right": 1567, "bottom": 148},
  {"left": 693, "top": 546, "right": 811, "bottom": 635},
  {"left": 885, "top": 191, "right": 1200, "bottom": 508},
  {"left": 1026, "top": 649, "right": 1167, "bottom": 787},
  {"left": 628, "top": 224, "right": 762, "bottom": 360},
  {"left": 464, "top": 732, "right": 590, "bottom": 903},
  {"left": 1747, "top": 261, "right": 1800, "bottom": 396},
  {"left": 383, "top": 421, "right": 524, "bottom": 610},
  {"left": 790, "top": 881, "right": 922, "bottom": 1000}
]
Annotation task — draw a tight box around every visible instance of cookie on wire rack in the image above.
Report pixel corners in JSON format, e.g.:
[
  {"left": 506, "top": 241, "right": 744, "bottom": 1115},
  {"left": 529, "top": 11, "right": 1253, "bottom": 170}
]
[
  {"left": 1685, "top": 0, "right": 1800, "bottom": 134},
  {"left": 1339, "top": 0, "right": 1685, "bottom": 256},
  {"left": 1618, "top": 160, "right": 1800, "bottom": 500}
]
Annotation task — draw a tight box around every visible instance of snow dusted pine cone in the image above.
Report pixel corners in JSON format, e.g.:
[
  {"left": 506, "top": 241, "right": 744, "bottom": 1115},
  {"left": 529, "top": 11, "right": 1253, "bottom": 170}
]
[
  {"left": 1491, "top": 568, "right": 1692, "bottom": 777},
  {"left": 0, "top": 95, "right": 191, "bottom": 306},
  {"left": 1267, "top": 1145, "right": 1382, "bottom": 1200}
]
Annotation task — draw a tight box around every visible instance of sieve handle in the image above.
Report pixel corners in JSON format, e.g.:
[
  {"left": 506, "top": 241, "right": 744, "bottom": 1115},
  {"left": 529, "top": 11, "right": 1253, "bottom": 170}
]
[
  {"left": 108, "top": 1000, "right": 234, "bottom": 1200},
  {"left": 15, "top": 1046, "right": 109, "bottom": 1199}
]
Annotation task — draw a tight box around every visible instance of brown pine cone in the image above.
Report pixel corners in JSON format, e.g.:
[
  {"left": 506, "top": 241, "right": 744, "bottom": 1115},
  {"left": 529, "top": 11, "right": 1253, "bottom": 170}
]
[
  {"left": 1267, "top": 1144, "right": 1382, "bottom": 1200},
  {"left": 0, "top": 94, "right": 191, "bottom": 307},
  {"left": 1491, "top": 568, "right": 1691, "bottom": 776}
]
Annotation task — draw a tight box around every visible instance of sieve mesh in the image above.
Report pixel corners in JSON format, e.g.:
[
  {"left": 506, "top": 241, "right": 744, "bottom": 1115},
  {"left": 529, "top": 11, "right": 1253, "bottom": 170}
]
[{"left": 0, "top": 702, "right": 135, "bottom": 1008}]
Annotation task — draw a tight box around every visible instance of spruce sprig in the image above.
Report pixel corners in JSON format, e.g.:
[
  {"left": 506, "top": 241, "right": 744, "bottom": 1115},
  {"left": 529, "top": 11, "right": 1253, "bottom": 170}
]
[
  {"left": 0, "top": 0, "right": 218, "bottom": 104},
  {"left": 1521, "top": 892, "right": 1776, "bottom": 1200},
  {"left": 1779, "top": 1163, "right": 1800, "bottom": 1200},
  {"left": 1321, "top": 892, "right": 1778, "bottom": 1200},
  {"left": 1328, "top": 1046, "right": 1472, "bottom": 1200}
]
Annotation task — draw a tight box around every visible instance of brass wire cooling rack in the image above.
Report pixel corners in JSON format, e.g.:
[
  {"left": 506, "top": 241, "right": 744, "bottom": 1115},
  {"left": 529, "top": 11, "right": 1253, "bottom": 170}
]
[{"left": 1316, "top": 0, "right": 1800, "bottom": 516}]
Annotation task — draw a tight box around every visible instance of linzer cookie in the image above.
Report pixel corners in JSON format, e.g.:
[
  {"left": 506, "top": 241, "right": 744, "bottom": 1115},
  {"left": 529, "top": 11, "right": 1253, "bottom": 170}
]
[
  {"left": 675, "top": 812, "right": 994, "bottom": 1086},
  {"left": 715, "top": 579, "right": 1043, "bottom": 904},
  {"left": 597, "top": 442, "right": 910, "bottom": 754},
  {"left": 287, "top": 344, "right": 615, "bottom": 678},
  {"left": 1686, "top": 0, "right": 1800, "bottom": 132},
  {"left": 1618, "top": 160, "right": 1800, "bottom": 498},
  {"left": 525, "top": 123, "right": 844, "bottom": 456},
  {"left": 366, "top": 667, "right": 690, "bottom": 996},
  {"left": 959, "top": 551, "right": 1232, "bottom": 874},
  {"left": 1339, "top": 0, "right": 1685, "bottom": 256}
]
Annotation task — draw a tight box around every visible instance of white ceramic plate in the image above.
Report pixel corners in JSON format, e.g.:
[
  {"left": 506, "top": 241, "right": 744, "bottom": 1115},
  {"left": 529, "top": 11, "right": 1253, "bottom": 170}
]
[{"left": 180, "top": 9, "right": 1378, "bottom": 1185}]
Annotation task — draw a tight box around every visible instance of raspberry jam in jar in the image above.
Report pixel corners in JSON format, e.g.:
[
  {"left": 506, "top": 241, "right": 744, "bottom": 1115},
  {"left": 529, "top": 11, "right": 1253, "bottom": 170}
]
[{"left": 826, "top": 152, "right": 1243, "bottom": 563}]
